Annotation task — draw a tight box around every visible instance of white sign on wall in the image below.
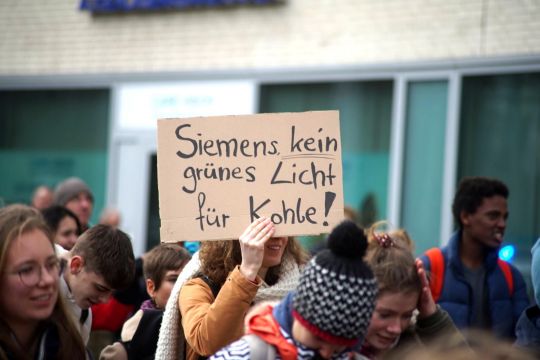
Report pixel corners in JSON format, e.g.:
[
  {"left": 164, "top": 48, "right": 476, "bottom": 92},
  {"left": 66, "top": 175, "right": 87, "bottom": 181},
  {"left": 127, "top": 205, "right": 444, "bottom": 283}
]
[{"left": 115, "top": 81, "right": 257, "bottom": 130}]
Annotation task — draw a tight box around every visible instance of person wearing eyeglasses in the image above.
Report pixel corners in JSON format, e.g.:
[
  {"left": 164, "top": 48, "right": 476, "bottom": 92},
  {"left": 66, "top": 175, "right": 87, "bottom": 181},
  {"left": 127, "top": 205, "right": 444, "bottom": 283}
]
[{"left": 0, "top": 204, "right": 86, "bottom": 359}]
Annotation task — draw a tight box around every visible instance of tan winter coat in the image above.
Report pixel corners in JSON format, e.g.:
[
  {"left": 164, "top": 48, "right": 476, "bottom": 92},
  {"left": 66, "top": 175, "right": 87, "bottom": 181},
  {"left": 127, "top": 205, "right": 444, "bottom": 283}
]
[{"left": 180, "top": 266, "right": 260, "bottom": 360}]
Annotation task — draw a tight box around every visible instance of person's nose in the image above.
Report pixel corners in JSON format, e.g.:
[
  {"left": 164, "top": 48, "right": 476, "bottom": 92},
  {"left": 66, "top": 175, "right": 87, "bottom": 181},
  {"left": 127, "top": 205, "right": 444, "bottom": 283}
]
[
  {"left": 39, "top": 265, "right": 58, "bottom": 287},
  {"left": 387, "top": 318, "right": 402, "bottom": 335},
  {"left": 80, "top": 197, "right": 91, "bottom": 209}
]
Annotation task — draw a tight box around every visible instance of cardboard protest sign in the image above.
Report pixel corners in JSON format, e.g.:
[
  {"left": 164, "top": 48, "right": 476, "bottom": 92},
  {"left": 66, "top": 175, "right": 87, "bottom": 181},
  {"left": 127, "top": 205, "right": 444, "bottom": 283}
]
[{"left": 157, "top": 111, "right": 344, "bottom": 242}]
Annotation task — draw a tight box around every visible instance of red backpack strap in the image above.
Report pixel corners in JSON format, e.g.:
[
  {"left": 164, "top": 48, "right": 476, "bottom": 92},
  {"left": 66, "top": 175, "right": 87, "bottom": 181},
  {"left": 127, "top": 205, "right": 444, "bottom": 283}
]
[
  {"left": 425, "top": 248, "right": 445, "bottom": 302},
  {"left": 497, "top": 259, "right": 514, "bottom": 296}
]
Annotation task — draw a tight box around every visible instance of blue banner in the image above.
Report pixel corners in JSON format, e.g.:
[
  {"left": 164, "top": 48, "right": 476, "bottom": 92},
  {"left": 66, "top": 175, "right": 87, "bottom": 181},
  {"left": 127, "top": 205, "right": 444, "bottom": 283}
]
[{"left": 80, "top": 0, "right": 283, "bottom": 12}]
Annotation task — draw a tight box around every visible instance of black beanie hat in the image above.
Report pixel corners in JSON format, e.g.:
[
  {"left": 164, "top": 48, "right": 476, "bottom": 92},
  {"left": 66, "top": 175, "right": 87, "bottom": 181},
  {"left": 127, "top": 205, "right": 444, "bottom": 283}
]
[{"left": 292, "top": 220, "right": 377, "bottom": 346}]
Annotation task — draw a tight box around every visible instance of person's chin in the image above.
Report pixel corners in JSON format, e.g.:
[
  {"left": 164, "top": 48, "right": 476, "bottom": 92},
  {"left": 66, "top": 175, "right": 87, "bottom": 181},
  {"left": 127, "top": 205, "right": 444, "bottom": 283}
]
[
  {"left": 263, "top": 258, "right": 282, "bottom": 268},
  {"left": 374, "top": 335, "right": 397, "bottom": 349},
  {"left": 79, "top": 299, "right": 94, "bottom": 309},
  {"left": 484, "top": 239, "right": 502, "bottom": 249},
  {"left": 31, "top": 307, "right": 56, "bottom": 321}
]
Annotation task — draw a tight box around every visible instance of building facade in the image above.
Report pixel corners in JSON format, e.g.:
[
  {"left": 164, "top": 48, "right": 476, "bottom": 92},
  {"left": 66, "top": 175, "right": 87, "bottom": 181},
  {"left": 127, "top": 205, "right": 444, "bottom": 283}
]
[{"left": 1, "top": 1, "right": 539, "bottom": 275}]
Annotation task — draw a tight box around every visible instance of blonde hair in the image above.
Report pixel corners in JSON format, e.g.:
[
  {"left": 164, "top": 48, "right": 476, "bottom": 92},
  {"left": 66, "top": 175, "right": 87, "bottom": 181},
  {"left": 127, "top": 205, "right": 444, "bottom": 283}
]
[{"left": 365, "top": 221, "right": 421, "bottom": 296}]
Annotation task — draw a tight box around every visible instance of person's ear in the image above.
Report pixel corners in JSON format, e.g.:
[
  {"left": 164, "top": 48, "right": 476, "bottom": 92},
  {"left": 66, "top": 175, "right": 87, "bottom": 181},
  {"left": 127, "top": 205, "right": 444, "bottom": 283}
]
[
  {"left": 460, "top": 211, "right": 471, "bottom": 226},
  {"left": 146, "top": 278, "right": 156, "bottom": 298},
  {"left": 69, "top": 256, "right": 84, "bottom": 274}
]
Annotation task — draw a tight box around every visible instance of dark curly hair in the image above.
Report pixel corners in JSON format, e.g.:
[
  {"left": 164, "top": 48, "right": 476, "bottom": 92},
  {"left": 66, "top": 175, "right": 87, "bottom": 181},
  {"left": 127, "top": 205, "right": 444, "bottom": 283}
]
[{"left": 452, "top": 177, "right": 509, "bottom": 229}]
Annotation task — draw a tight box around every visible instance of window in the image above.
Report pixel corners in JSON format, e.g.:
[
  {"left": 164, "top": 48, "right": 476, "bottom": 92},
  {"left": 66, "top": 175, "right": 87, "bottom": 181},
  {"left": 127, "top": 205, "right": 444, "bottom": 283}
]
[
  {"left": 0, "top": 89, "right": 110, "bottom": 225},
  {"left": 401, "top": 80, "right": 448, "bottom": 254},
  {"left": 458, "top": 73, "right": 540, "bottom": 271}
]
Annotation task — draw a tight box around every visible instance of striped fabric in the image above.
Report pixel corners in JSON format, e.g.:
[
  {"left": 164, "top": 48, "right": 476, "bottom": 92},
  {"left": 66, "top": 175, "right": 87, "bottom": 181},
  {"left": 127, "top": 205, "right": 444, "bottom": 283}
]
[{"left": 210, "top": 327, "right": 349, "bottom": 360}]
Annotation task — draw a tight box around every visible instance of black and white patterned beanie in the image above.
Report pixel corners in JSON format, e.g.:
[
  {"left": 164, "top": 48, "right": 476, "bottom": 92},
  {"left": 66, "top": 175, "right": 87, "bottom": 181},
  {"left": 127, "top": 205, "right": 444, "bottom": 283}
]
[{"left": 292, "top": 220, "right": 377, "bottom": 346}]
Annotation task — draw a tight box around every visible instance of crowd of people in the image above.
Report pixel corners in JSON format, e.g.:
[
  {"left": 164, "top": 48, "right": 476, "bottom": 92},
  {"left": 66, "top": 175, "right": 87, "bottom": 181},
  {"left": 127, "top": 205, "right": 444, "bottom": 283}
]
[{"left": 0, "top": 175, "right": 539, "bottom": 359}]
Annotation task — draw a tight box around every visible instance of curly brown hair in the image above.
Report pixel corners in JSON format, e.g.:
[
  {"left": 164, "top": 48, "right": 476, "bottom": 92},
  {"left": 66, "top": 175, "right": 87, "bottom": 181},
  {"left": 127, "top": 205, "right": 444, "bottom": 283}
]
[{"left": 198, "top": 237, "right": 309, "bottom": 287}]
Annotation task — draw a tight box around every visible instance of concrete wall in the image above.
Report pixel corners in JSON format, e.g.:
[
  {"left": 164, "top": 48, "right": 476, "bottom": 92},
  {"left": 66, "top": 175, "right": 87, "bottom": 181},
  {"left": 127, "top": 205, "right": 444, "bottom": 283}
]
[{"left": 1, "top": 0, "right": 539, "bottom": 76}]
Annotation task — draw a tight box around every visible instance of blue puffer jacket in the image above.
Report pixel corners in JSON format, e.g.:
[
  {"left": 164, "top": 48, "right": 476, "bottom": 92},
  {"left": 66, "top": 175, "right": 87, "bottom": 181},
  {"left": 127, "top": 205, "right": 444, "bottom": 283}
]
[{"left": 420, "top": 231, "right": 530, "bottom": 339}]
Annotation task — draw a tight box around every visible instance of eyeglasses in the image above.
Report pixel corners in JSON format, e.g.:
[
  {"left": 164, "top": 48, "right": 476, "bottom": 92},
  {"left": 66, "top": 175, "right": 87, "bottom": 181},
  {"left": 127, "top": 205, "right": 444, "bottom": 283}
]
[{"left": 7, "top": 258, "right": 61, "bottom": 287}]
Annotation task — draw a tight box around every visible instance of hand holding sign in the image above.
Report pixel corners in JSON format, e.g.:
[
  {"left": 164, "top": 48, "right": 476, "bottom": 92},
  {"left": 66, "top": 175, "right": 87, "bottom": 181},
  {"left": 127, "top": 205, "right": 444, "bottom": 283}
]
[{"left": 239, "top": 217, "right": 275, "bottom": 281}]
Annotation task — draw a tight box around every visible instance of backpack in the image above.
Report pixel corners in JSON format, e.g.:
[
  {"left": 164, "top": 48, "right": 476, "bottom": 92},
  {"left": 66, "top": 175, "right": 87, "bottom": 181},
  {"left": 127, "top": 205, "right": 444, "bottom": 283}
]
[{"left": 424, "top": 247, "right": 514, "bottom": 302}]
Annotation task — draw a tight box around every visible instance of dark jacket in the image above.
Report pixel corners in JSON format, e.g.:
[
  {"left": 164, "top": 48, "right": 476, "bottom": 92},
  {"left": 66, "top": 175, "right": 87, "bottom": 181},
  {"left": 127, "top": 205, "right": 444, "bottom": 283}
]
[
  {"left": 420, "top": 231, "right": 529, "bottom": 339},
  {"left": 100, "top": 305, "right": 164, "bottom": 360},
  {"left": 0, "top": 323, "right": 61, "bottom": 360},
  {"left": 515, "top": 305, "right": 540, "bottom": 356}
]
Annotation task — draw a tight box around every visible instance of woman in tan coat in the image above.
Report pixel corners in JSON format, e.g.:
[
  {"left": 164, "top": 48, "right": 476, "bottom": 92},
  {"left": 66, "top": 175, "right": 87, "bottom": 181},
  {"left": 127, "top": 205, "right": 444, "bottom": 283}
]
[{"left": 156, "top": 217, "right": 308, "bottom": 360}]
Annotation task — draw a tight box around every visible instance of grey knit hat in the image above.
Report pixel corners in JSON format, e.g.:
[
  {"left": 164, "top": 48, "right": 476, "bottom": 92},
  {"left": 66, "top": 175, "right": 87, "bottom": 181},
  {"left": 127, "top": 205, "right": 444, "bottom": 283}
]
[
  {"left": 53, "top": 177, "right": 93, "bottom": 206},
  {"left": 293, "top": 220, "right": 377, "bottom": 347}
]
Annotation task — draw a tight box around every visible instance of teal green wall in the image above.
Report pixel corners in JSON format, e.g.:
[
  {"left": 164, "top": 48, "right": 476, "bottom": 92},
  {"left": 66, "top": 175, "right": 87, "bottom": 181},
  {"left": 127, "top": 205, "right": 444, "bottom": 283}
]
[
  {"left": 400, "top": 81, "right": 448, "bottom": 256},
  {"left": 0, "top": 89, "right": 110, "bottom": 225}
]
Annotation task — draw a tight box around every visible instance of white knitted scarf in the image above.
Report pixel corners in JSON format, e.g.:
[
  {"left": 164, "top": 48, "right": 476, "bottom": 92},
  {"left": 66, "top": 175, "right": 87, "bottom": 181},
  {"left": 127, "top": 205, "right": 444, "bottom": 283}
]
[{"left": 155, "top": 251, "right": 302, "bottom": 360}]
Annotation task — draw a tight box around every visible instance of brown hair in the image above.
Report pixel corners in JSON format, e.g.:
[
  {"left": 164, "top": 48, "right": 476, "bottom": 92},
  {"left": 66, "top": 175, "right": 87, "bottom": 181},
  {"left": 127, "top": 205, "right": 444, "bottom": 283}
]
[
  {"left": 0, "top": 204, "right": 85, "bottom": 359},
  {"left": 71, "top": 224, "right": 135, "bottom": 289},
  {"left": 198, "top": 237, "right": 309, "bottom": 287},
  {"left": 143, "top": 243, "right": 191, "bottom": 291},
  {"left": 365, "top": 221, "right": 422, "bottom": 297}
]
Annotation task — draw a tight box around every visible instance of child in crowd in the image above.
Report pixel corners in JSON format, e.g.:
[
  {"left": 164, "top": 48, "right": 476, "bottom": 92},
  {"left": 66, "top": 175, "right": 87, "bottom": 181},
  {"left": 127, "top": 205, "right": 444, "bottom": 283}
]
[
  {"left": 156, "top": 217, "right": 308, "bottom": 360},
  {"left": 41, "top": 205, "right": 82, "bottom": 250},
  {"left": 357, "top": 222, "right": 464, "bottom": 359},
  {"left": 100, "top": 243, "right": 191, "bottom": 359},
  {"left": 210, "top": 220, "right": 378, "bottom": 360},
  {"left": 59, "top": 224, "right": 136, "bottom": 345},
  {"left": 0, "top": 204, "right": 86, "bottom": 359}
]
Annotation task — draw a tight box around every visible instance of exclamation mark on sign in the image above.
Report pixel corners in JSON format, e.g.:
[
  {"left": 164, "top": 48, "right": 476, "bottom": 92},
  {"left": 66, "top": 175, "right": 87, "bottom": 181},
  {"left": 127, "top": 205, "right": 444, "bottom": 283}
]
[{"left": 323, "top": 191, "right": 336, "bottom": 226}]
